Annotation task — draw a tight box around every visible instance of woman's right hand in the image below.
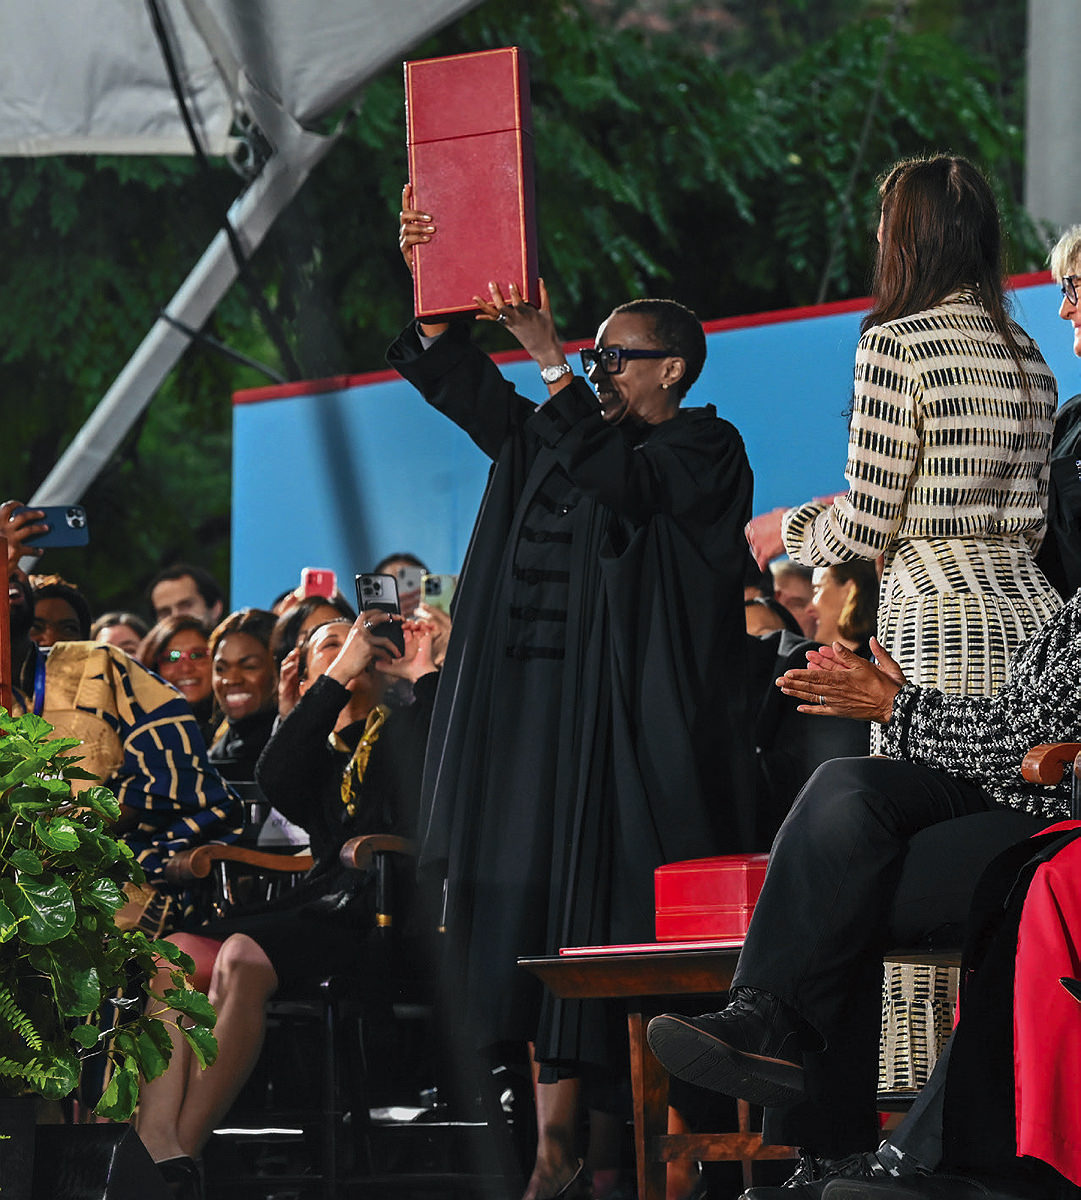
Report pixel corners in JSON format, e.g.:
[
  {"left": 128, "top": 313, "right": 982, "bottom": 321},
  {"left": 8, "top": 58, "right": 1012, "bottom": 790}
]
[
  {"left": 399, "top": 182, "right": 434, "bottom": 278},
  {"left": 277, "top": 646, "right": 302, "bottom": 720},
  {"left": 0, "top": 499, "right": 48, "bottom": 568},
  {"left": 399, "top": 183, "right": 449, "bottom": 338}
]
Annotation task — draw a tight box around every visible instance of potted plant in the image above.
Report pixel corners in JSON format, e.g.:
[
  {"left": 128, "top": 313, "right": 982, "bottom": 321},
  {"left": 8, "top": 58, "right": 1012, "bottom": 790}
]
[{"left": 0, "top": 706, "right": 217, "bottom": 1178}]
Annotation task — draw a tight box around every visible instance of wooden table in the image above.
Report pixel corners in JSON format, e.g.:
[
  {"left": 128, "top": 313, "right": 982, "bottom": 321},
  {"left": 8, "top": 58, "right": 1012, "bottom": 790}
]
[{"left": 520, "top": 946, "right": 798, "bottom": 1200}]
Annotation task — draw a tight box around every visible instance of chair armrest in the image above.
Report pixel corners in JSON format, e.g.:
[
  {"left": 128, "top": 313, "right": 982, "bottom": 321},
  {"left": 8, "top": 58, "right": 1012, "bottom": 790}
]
[
  {"left": 339, "top": 834, "right": 417, "bottom": 872},
  {"left": 1021, "top": 743, "right": 1081, "bottom": 785},
  {"left": 170, "top": 843, "right": 315, "bottom": 880}
]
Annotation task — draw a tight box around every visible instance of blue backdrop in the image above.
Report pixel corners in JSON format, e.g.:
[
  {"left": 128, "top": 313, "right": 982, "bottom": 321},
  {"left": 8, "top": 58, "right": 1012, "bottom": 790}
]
[{"left": 231, "top": 279, "right": 1074, "bottom": 609}]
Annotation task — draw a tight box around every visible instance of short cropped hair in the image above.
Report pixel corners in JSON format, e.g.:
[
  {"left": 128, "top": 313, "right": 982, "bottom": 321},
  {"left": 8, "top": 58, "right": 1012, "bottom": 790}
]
[
  {"left": 146, "top": 562, "right": 223, "bottom": 612},
  {"left": 609, "top": 298, "right": 706, "bottom": 400}
]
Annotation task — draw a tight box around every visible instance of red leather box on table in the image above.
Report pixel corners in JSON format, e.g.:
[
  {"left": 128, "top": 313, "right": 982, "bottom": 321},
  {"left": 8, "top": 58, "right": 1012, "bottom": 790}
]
[
  {"left": 655, "top": 854, "right": 770, "bottom": 942},
  {"left": 405, "top": 46, "right": 538, "bottom": 320}
]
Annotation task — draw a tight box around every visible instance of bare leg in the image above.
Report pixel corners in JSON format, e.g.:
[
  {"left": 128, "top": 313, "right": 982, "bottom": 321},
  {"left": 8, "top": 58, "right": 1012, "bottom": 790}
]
[
  {"left": 174, "top": 934, "right": 278, "bottom": 1156},
  {"left": 664, "top": 1107, "right": 700, "bottom": 1200},
  {"left": 585, "top": 1107, "right": 625, "bottom": 1199},
  {"left": 136, "top": 933, "right": 278, "bottom": 1162},
  {"left": 135, "top": 933, "right": 224, "bottom": 1163},
  {"left": 523, "top": 1043, "right": 582, "bottom": 1200}
]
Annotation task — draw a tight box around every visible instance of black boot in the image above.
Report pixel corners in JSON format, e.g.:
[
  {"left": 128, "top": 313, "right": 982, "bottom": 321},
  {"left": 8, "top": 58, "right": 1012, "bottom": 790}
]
[{"left": 646, "top": 987, "right": 804, "bottom": 1107}]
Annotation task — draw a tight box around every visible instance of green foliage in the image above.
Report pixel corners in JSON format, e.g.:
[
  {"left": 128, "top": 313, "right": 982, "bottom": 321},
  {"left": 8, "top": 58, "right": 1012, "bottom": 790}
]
[
  {"left": 0, "top": 0, "right": 1043, "bottom": 613},
  {"left": 0, "top": 708, "right": 217, "bottom": 1120}
]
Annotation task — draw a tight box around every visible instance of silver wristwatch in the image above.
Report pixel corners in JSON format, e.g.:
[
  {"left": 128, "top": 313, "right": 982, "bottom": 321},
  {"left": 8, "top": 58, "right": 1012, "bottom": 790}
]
[{"left": 540, "top": 362, "right": 572, "bottom": 384}]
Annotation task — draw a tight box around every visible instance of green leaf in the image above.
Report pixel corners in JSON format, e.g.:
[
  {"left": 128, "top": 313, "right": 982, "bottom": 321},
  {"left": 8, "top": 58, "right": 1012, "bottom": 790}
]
[
  {"left": 7, "top": 848, "right": 42, "bottom": 875},
  {"left": 162, "top": 987, "right": 217, "bottom": 1027},
  {"left": 151, "top": 939, "right": 192, "bottom": 970},
  {"left": 180, "top": 1024, "right": 219, "bottom": 1069},
  {"left": 70, "top": 1023, "right": 101, "bottom": 1049},
  {"left": 0, "top": 899, "right": 20, "bottom": 942},
  {"left": 42, "top": 947, "right": 101, "bottom": 1017},
  {"left": 84, "top": 877, "right": 126, "bottom": 916},
  {"left": 20, "top": 1047, "right": 80, "bottom": 1099},
  {"left": 94, "top": 1064, "right": 140, "bottom": 1121},
  {"left": 1, "top": 873, "right": 76, "bottom": 944},
  {"left": 116, "top": 1025, "right": 170, "bottom": 1081},
  {"left": 78, "top": 787, "right": 121, "bottom": 822}
]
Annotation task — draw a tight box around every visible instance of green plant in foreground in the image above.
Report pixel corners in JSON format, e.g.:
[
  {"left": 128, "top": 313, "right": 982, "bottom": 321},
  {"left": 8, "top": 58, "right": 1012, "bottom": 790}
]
[{"left": 0, "top": 707, "right": 217, "bottom": 1120}]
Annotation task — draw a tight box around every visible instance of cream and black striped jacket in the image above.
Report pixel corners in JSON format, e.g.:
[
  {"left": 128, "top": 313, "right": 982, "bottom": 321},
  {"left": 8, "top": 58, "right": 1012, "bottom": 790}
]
[{"left": 783, "top": 291, "right": 1062, "bottom": 705}]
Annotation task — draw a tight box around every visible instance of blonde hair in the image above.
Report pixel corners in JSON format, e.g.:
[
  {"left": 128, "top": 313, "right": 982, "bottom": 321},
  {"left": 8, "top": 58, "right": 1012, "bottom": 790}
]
[{"left": 1049, "top": 224, "right": 1081, "bottom": 282}]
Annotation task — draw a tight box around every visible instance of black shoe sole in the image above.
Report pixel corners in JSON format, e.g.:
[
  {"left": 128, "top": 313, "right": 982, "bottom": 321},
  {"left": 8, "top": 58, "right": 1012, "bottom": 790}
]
[{"left": 646, "top": 1013, "right": 805, "bottom": 1107}]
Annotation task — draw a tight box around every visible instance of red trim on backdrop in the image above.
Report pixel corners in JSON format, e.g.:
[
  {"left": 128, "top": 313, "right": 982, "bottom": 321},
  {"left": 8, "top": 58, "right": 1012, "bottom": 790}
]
[{"left": 233, "top": 269, "right": 1056, "bottom": 407}]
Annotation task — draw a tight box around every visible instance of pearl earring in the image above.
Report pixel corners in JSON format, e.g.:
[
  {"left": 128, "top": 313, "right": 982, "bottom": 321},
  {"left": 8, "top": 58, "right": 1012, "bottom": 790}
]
[{"left": 661, "top": 383, "right": 669, "bottom": 390}]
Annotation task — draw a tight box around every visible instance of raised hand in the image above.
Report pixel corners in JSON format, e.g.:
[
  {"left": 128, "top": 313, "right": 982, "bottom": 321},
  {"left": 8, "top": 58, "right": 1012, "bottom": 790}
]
[{"left": 472, "top": 279, "right": 568, "bottom": 378}]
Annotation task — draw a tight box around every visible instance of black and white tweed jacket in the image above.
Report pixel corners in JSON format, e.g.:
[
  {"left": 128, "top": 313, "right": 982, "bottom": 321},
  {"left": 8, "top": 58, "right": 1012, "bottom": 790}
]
[{"left": 881, "top": 589, "right": 1081, "bottom": 819}]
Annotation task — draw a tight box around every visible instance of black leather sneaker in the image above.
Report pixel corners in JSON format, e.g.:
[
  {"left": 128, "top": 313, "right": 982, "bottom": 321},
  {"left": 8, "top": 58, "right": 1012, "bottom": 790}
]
[
  {"left": 740, "top": 1145, "right": 929, "bottom": 1197},
  {"left": 646, "top": 987, "right": 804, "bottom": 1107}
]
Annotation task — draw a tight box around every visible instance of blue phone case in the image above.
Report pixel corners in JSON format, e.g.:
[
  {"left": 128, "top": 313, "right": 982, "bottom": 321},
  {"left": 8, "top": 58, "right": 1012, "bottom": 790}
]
[{"left": 13, "top": 505, "right": 89, "bottom": 548}]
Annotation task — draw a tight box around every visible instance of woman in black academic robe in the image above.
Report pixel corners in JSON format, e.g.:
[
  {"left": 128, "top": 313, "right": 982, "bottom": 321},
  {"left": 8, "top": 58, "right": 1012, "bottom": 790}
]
[{"left": 392, "top": 189, "right": 756, "bottom": 1199}]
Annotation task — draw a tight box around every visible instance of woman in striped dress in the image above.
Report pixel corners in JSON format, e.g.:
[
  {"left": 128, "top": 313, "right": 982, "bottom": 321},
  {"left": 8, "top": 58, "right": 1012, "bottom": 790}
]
[
  {"left": 753, "top": 155, "right": 1061, "bottom": 741},
  {"left": 748, "top": 155, "right": 1062, "bottom": 1100}
]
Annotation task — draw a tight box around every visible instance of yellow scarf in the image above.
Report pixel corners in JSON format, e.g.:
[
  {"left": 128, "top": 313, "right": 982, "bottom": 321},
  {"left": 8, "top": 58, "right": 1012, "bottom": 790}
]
[{"left": 332, "top": 704, "right": 390, "bottom": 818}]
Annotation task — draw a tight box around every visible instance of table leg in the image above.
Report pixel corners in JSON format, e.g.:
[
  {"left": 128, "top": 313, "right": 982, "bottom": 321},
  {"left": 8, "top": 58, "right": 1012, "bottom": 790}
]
[{"left": 628, "top": 1007, "right": 668, "bottom": 1200}]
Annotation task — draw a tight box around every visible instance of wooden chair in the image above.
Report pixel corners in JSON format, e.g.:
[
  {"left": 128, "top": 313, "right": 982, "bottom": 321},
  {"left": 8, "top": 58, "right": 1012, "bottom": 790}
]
[
  {"left": 179, "top": 834, "right": 422, "bottom": 1200},
  {"left": 1022, "top": 743, "right": 1081, "bottom": 817}
]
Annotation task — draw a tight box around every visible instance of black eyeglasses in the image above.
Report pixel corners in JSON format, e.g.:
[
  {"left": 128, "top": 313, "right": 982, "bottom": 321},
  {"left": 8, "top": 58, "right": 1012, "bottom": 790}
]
[
  {"left": 1062, "top": 275, "right": 1080, "bottom": 305},
  {"left": 579, "top": 346, "right": 675, "bottom": 376}
]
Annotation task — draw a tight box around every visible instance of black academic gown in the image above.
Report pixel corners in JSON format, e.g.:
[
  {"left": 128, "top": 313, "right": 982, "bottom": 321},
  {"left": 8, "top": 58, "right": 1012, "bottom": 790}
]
[{"left": 388, "top": 321, "right": 755, "bottom": 1070}]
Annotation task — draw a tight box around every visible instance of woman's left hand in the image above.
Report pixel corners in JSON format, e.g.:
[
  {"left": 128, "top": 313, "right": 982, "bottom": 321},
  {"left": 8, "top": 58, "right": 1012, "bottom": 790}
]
[
  {"left": 473, "top": 279, "right": 567, "bottom": 368},
  {"left": 375, "top": 618, "right": 438, "bottom": 682},
  {"left": 776, "top": 640, "right": 906, "bottom": 723}
]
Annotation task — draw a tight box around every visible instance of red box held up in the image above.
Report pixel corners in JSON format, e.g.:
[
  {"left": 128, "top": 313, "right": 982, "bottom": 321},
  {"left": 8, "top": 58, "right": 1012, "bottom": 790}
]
[
  {"left": 655, "top": 854, "right": 769, "bottom": 942},
  {"left": 405, "top": 47, "right": 539, "bottom": 320}
]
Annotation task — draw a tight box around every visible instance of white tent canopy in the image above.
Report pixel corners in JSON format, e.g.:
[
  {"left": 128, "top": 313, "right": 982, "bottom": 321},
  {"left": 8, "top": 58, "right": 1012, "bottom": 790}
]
[
  {"left": 0, "top": 0, "right": 478, "bottom": 156},
  {"left": 0, "top": 0, "right": 480, "bottom": 506}
]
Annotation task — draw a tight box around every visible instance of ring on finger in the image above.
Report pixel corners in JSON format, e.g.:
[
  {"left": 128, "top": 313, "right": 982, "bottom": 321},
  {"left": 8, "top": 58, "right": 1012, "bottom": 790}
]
[
  {"left": 817, "top": 694, "right": 825, "bottom": 706},
  {"left": 497, "top": 312, "right": 509, "bottom": 324},
  {"left": 363, "top": 619, "right": 375, "bottom": 632}
]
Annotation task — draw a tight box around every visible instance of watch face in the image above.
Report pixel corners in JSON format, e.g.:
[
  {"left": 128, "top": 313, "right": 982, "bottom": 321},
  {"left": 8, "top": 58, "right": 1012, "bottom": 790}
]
[{"left": 541, "top": 363, "right": 570, "bottom": 383}]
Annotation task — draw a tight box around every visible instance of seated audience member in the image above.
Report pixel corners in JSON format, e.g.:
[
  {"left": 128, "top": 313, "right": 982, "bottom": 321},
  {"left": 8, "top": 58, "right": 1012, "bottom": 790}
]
[
  {"left": 373, "top": 551, "right": 430, "bottom": 618},
  {"left": 747, "top": 567, "right": 874, "bottom": 845},
  {"left": 271, "top": 593, "right": 357, "bottom": 720},
  {"left": 6, "top": 561, "right": 238, "bottom": 923},
  {"left": 807, "top": 561, "right": 879, "bottom": 656},
  {"left": 745, "top": 559, "right": 777, "bottom": 603},
  {"left": 140, "top": 616, "right": 215, "bottom": 743},
  {"left": 29, "top": 573, "right": 92, "bottom": 646},
  {"left": 134, "top": 611, "right": 439, "bottom": 1192},
  {"left": 746, "top": 596, "right": 803, "bottom": 638},
  {"left": 206, "top": 609, "right": 278, "bottom": 781},
  {"left": 771, "top": 561, "right": 817, "bottom": 638},
  {"left": 148, "top": 563, "right": 225, "bottom": 626},
  {"left": 92, "top": 610, "right": 150, "bottom": 657},
  {"left": 646, "top": 593, "right": 1081, "bottom": 1198}
]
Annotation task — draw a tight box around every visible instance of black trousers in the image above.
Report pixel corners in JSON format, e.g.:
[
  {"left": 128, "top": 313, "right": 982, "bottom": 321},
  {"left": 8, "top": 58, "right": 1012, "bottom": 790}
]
[{"left": 730, "top": 756, "right": 1049, "bottom": 1155}]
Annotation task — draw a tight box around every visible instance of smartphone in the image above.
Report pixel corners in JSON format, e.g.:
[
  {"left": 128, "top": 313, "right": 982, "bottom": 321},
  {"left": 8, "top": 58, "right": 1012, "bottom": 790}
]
[
  {"left": 355, "top": 572, "right": 405, "bottom": 653},
  {"left": 12, "top": 504, "right": 89, "bottom": 548},
  {"left": 421, "top": 573, "right": 458, "bottom": 614},
  {"left": 300, "top": 567, "right": 337, "bottom": 601}
]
